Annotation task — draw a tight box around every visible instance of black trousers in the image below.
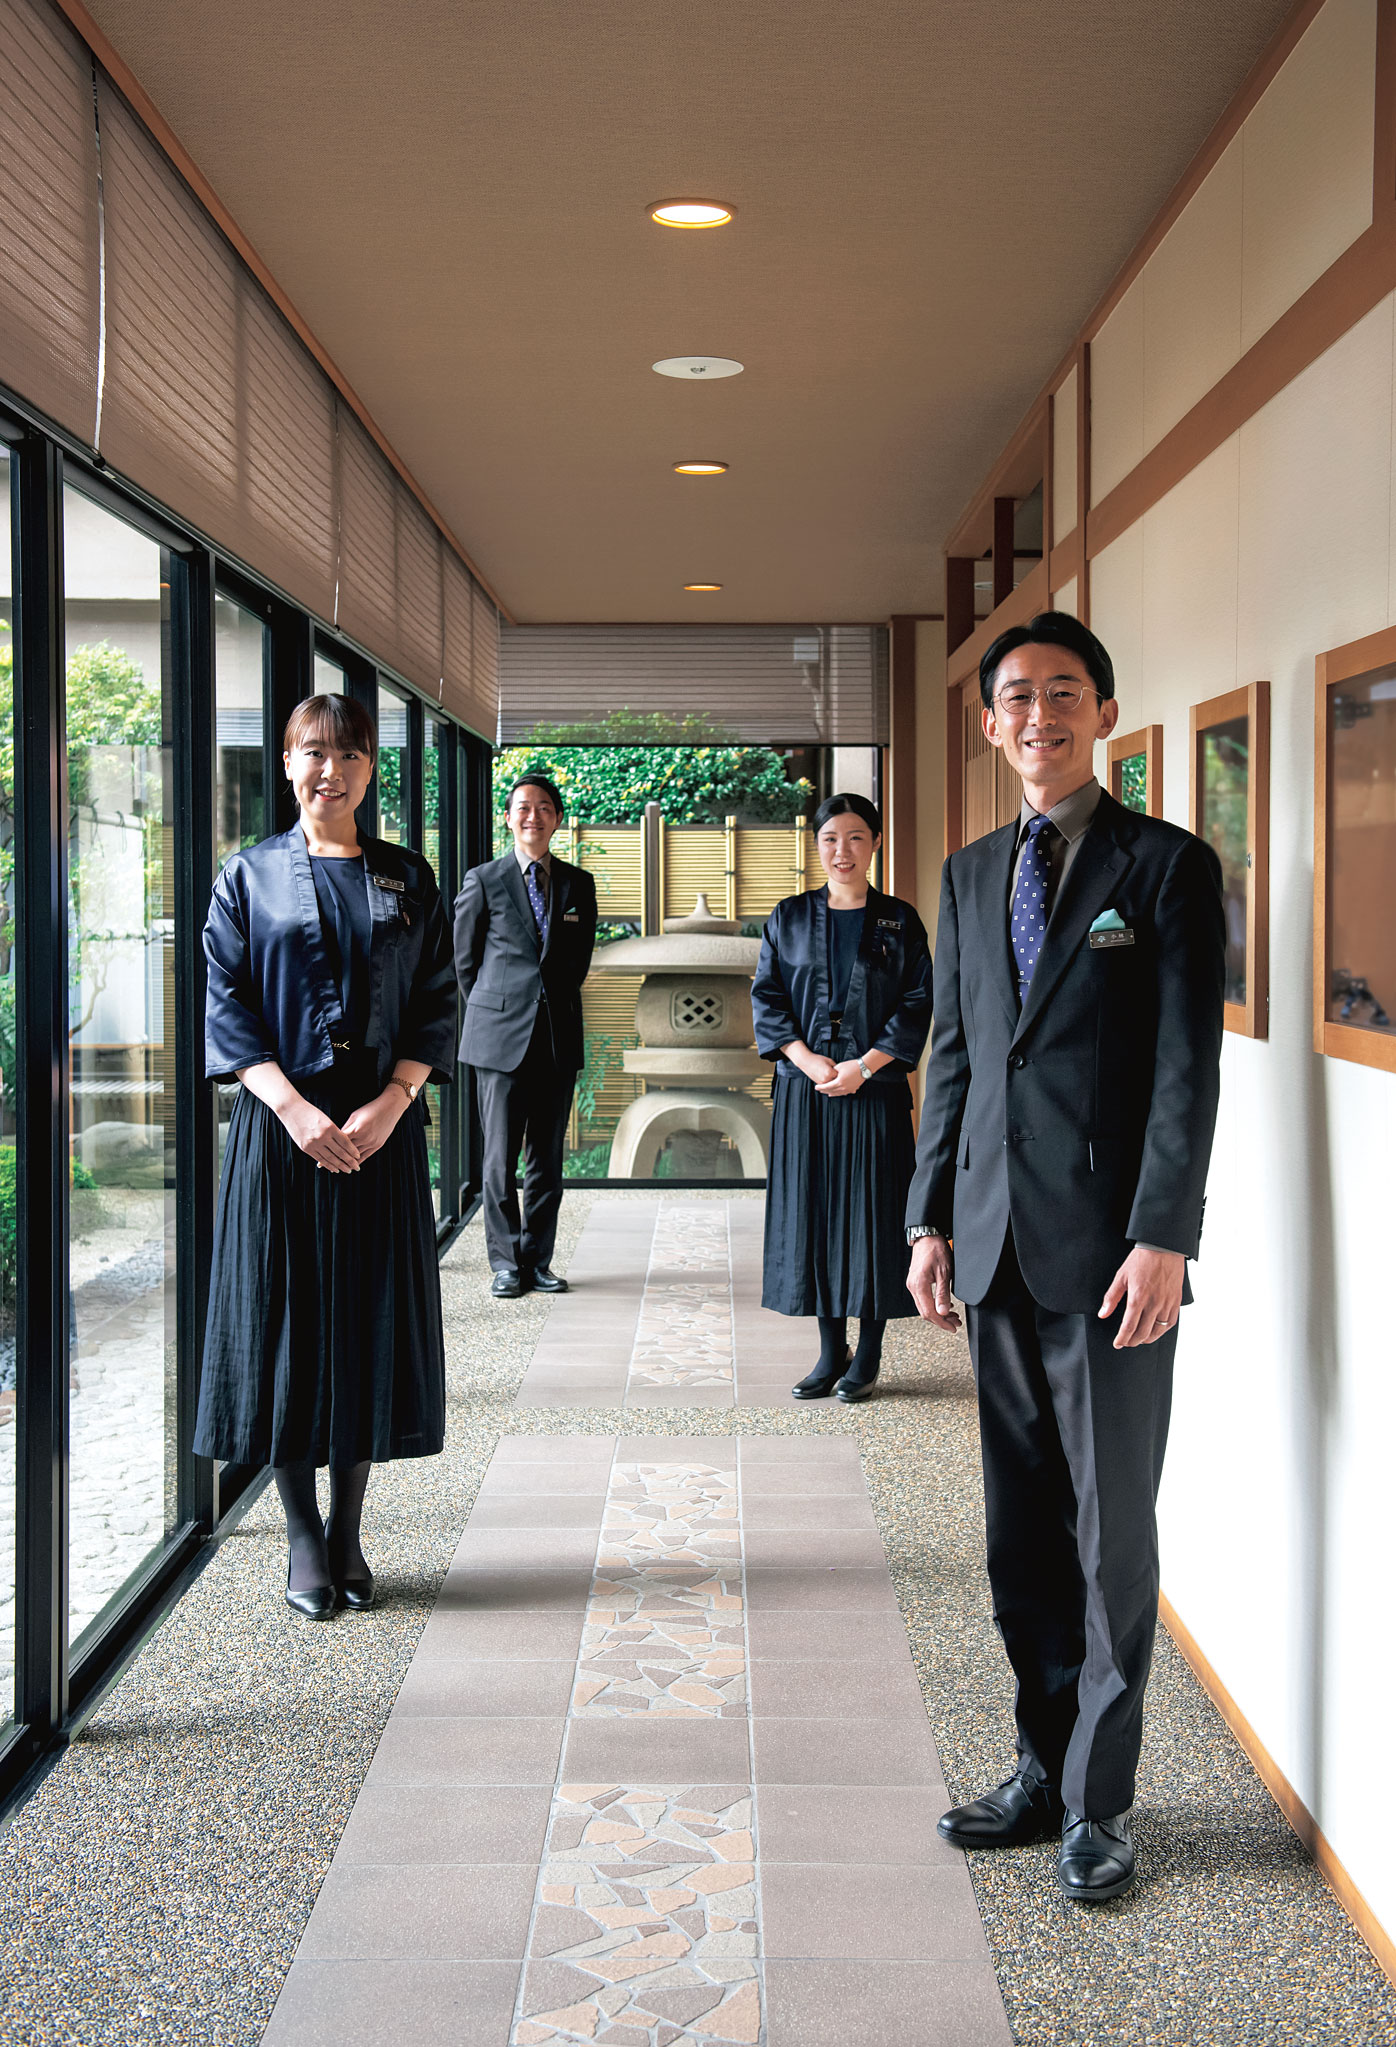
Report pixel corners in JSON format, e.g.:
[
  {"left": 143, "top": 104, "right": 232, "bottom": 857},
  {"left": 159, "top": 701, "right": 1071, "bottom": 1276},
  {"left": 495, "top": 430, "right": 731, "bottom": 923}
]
[
  {"left": 965, "top": 1227, "right": 1176, "bottom": 1819},
  {"left": 474, "top": 1013, "right": 576, "bottom": 1274}
]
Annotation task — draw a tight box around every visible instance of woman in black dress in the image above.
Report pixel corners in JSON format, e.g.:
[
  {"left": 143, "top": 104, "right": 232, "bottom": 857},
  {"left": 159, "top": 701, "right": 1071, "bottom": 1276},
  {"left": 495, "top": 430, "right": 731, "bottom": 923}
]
[
  {"left": 194, "top": 694, "right": 457, "bottom": 1618},
  {"left": 752, "top": 793, "right": 932, "bottom": 1402}
]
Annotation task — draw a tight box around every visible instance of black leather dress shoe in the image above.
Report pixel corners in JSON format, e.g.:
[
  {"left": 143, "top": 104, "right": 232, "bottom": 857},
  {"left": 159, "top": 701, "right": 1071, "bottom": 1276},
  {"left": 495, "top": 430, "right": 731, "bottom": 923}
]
[
  {"left": 338, "top": 1574, "right": 376, "bottom": 1612},
  {"left": 937, "top": 1770, "right": 1065, "bottom": 1847},
  {"left": 285, "top": 1568, "right": 336, "bottom": 1622},
  {"left": 793, "top": 1349, "right": 851, "bottom": 1399},
  {"left": 531, "top": 1267, "right": 569, "bottom": 1293},
  {"left": 490, "top": 1268, "right": 526, "bottom": 1298},
  {"left": 1058, "top": 1811, "right": 1135, "bottom": 1901},
  {"left": 834, "top": 1370, "right": 879, "bottom": 1403}
]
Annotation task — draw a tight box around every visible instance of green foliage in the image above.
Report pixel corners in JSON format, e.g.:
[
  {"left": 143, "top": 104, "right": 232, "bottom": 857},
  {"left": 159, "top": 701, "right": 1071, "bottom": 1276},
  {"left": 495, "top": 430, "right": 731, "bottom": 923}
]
[
  {"left": 0, "top": 1147, "right": 95, "bottom": 1331},
  {"left": 563, "top": 1141, "right": 614, "bottom": 1179},
  {"left": 495, "top": 707, "right": 812, "bottom": 826},
  {"left": 574, "top": 1028, "right": 636, "bottom": 1127}
]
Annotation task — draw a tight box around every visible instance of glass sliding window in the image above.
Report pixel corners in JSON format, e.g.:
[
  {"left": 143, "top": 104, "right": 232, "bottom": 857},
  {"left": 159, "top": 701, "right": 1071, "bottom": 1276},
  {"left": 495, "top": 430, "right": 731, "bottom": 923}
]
[
  {"left": 377, "top": 682, "right": 409, "bottom": 846},
  {"left": 0, "top": 449, "right": 15, "bottom": 1726},
  {"left": 63, "top": 486, "right": 179, "bottom": 1652},
  {"left": 423, "top": 711, "right": 446, "bottom": 1216},
  {"left": 214, "top": 594, "right": 266, "bottom": 869},
  {"left": 313, "top": 651, "right": 346, "bottom": 696},
  {"left": 1317, "top": 646, "right": 1396, "bottom": 1069},
  {"left": 1189, "top": 683, "right": 1269, "bottom": 1040}
]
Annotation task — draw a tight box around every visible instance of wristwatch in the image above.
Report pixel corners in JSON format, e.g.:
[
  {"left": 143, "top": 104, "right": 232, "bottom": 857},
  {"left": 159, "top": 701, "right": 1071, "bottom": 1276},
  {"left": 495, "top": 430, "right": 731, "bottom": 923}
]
[
  {"left": 857, "top": 1058, "right": 873, "bottom": 1082},
  {"left": 906, "top": 1224, "right": 945, "bottom": 1245},
  {"left": 388, "top": 1075, "right": 419, "bottom": 1104}
]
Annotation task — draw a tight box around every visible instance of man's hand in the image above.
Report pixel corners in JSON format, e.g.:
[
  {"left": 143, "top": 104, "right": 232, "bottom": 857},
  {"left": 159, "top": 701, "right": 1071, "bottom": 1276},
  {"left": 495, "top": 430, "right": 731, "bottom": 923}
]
[
  {"left": 907, "top": 1235, "right": 961, "bottom": 1331},
  {"left": 1098, "top": 1246, "right": 1185, "bottom": 1349},
  {"left": 341, "top": 1087, "right": 411, "bottom": 1162},
  {"left": 815, "top": 1059, "right": 866, "bottom": 1097}
]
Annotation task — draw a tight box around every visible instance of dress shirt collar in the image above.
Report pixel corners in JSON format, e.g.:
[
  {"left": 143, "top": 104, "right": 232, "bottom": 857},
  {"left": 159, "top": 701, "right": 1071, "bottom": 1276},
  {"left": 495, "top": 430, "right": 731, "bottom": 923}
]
[
  {"left": 512, "top": 842, "right": 553, "bottom": 876},
  {"left": 1016, "top": 776, "right": 1101, "bottom": 848}
]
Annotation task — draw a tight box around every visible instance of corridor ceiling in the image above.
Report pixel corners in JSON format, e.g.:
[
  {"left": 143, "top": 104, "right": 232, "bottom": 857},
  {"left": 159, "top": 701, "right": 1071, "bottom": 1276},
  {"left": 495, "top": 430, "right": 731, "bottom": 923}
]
[{"left": 83, "top": 0, "right": 1296, "bottom": 623}]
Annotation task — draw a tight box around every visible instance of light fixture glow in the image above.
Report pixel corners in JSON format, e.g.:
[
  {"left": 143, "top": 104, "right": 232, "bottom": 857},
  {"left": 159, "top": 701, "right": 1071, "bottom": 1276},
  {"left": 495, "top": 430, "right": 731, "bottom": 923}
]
[
  {"left": 649, "top": 199, "right": 734, "bottom": 228},
  {"left": 674, "top": 460, "right": 729, "bottom": 476},
  {"left": 684, "top": 582, "right": 723, "bottom": 592}
]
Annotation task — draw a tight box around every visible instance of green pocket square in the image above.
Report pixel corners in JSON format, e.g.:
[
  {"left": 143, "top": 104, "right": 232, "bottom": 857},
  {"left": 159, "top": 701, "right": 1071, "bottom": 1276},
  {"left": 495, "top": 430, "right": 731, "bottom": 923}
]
[{"left": 1089, "top": 908, "right": 1127, "bottom": 932}]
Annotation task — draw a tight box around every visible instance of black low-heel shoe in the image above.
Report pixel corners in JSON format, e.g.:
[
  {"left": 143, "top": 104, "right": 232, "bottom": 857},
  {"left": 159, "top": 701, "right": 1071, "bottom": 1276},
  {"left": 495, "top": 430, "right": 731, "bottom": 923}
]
[
  {"left": 338, "top": 1574, "right": 376, "bottom": 1612},
  {"left": 793, "top": 1349, "right": 852, "bottom": 1400},
  {"left": 834, "top": 1370, "right": 880, "bottom": 1403},
  {"left": 285, "top": 1569, "right": 336, "bottom": 1622}
]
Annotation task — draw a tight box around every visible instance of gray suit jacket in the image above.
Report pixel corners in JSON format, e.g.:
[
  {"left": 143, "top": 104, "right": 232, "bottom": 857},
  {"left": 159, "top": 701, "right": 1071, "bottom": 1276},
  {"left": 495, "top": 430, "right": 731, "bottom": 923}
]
[
  {"left": 906, "top": 791, "right": 1225, "bottom": 1313},
  {"left": 453, "top": 851, "right": 598, "bottom": 1074}
]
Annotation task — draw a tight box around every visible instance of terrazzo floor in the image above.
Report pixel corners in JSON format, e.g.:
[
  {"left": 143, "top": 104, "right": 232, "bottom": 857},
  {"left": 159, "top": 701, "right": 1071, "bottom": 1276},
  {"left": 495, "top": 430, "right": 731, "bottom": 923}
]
[{"left": 0, "top": 1190, "right": 1393, "bottom": 2047}]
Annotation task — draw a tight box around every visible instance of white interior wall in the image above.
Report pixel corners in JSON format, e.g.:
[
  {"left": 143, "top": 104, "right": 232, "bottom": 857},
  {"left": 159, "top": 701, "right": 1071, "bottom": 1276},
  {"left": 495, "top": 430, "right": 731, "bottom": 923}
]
[
  {"left": 1088, "top": 290, "right": 1396, "bottom": 1944},
  {"left": 1090, "top": 0, "right": 1376, "bottom": 506}
]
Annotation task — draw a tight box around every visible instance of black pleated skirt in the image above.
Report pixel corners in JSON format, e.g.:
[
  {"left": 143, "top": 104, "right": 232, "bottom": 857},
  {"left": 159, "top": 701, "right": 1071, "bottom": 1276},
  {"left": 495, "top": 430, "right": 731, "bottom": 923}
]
[
  {"left": 193, "top": 1055, "right": 446, "bottom": 1467},
  {"left": 762, "top": 1065, "right": 918, "bottom": 1319}
]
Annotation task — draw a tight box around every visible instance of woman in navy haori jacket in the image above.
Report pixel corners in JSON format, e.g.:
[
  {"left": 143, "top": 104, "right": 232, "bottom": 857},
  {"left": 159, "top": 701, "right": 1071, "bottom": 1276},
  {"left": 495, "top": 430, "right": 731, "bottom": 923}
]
[
  {"left": 194, "top": 694, "right": 456, "bottom": 1620},
  {"left": 752, "top": 793, "right": 932, "bottom": 1402}
]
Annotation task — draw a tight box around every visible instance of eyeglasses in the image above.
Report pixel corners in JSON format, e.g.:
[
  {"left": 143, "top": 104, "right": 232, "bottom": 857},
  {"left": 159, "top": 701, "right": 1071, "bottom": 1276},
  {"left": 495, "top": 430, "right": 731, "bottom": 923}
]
[{"left": 993, "top": 682, "right": 1099, "bottom": 715}]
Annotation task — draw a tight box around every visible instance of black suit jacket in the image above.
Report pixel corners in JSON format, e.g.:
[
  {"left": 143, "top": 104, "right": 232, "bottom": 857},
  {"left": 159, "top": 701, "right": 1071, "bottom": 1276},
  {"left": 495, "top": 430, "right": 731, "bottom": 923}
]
[
  {"left": 453, "top": 850, "right": 598, "bottom": 1075},
  {"left": 906, "top": 791, "right": 1225, "bottom": 1313}
]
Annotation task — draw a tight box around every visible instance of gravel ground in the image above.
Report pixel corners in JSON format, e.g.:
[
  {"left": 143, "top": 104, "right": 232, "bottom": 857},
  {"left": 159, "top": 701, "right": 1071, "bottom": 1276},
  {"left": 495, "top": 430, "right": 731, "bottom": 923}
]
[{"left": 0, "top": 1190, "right": 1392, "bottom": 2046}]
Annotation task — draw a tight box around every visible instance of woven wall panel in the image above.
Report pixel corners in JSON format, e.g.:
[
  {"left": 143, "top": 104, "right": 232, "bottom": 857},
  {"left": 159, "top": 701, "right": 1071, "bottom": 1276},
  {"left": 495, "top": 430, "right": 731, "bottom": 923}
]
[
  {"left": 0, "top": 0, "right": 98, "bottom": 442},
  {"left": 499, "top": 624, "right": 889, "bottom": 745},
  {"left": 394, "top": 488, "right": 443, "bottom": 695},
  {"left": 336, "top": 409, "right": 398, "bottom": 661}
]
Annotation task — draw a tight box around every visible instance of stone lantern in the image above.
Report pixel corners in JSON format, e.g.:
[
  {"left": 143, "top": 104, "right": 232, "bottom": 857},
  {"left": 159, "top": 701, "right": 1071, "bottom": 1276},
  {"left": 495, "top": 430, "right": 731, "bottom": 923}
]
[{"left": 590, "top": 893, "right": 770, "bottom": 1178}]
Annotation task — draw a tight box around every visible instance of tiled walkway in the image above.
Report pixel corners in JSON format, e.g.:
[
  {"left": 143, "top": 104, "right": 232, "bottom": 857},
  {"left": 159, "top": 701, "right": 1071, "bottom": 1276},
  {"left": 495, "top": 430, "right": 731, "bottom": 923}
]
[
  {"left": 515, "top": 1202, "right": 815, "bottom": 1409},
  {"left": 263, "top": 1433, "right": 1011, "bottom": 2046}
]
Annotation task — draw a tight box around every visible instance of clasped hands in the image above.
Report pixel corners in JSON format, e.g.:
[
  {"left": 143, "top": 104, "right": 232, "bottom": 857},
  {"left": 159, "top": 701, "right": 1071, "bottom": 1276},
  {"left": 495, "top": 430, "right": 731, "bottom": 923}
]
[
  {"left": 279, "top": 1087, "right": 410, "bottom": 1173},
  {"left": 786, "top": 1045, "right": 867, "bottom": 1097},
  {"left": 907, "top": 1236, "right": 1185, "bottom": 1350}
]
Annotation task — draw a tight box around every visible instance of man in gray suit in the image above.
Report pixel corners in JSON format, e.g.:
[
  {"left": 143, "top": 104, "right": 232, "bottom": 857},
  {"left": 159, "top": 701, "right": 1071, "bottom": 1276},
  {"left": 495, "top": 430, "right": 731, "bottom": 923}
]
[
  {"left": 907, "top": 612, "right": 1224, "bottom": 1902},
  {"left": 453, "top": 774, "right": 597, "bottom": 1296}
]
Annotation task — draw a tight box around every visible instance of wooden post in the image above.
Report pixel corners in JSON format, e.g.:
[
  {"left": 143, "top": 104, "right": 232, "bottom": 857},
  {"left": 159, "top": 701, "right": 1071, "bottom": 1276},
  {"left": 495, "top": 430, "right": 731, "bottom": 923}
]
[
  {"left": 724, "top": 814, "right": 737, "bottom": 922},
  {"left": 887, "top": 616, "right": 919, "bottom": 905},
  {"left": 993, "top": 495, "right": 1016, "bottom": 609},
  {"left": 946, "top": 556, "right": 975, "bottom": 654}
]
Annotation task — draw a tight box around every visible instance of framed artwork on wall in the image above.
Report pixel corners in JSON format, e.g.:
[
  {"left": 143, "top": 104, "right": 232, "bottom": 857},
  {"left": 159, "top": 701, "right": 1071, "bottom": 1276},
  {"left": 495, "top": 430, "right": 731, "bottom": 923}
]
[
  {"left": 1106, "top": 724, "right": 1163, "bottom": 818},
  {"left": 1315, "top": 627, "right": 1396, "bottom": 1075},
  {"left": 1189, "top": 682, "right": 1269, "bottom": 1040}
]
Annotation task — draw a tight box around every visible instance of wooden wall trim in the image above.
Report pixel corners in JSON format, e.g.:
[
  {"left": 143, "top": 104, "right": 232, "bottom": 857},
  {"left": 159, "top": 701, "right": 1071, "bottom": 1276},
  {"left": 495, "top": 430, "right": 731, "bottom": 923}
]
[
  {"left": 1088, "top": 221, "right": 1396, "bottom": 559},
  {"left": 50, "top": 0, "right": 513, "bottom": 622},
  {"left": 1159, "top": 1591, "right": 1396, "bottom": 1988},
  {"left": 946, "top": 561, "right": 1049, "bottom": 688},
  {"left": 1190, "top": 682, "right": 1270, "bottom": 1040},
  {"left": 945, "top": 403, "right": 1050, "bottom": 562}
]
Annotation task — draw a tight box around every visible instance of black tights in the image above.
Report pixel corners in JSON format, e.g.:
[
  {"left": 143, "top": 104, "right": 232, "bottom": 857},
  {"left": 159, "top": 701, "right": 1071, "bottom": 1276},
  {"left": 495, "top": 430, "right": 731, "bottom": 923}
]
[
  {"left": 273, "top": 1457, "right": 372, "bottom": 1592},
  {"left": 816, "top": 1314, "right": 886, "bottom": 1386}
]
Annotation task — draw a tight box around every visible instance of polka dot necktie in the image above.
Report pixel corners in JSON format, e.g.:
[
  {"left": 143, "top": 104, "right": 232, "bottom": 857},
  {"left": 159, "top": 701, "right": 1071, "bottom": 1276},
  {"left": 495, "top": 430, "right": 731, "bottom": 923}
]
[
  {"left": 1011, "top": 815, "right": 1056, "bottom": 1000},
  {"left": 526, "top": 860, "right": 549, "bottom": 946}
]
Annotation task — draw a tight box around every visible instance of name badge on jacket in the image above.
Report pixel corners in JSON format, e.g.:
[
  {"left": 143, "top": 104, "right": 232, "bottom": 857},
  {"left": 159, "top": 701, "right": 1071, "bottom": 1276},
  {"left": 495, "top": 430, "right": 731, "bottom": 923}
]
[
  {"left": 876, "top": 916, "right": 901, "bottom": 931},
  {"left": 1088, "top": 907, "right": 1134, "bottom": 949},
  {"left": 370, "top": 873, "right": 404, "bottom": 893},
  {"left": 563, "top": 907, "right": 580, "bottom": 923}
]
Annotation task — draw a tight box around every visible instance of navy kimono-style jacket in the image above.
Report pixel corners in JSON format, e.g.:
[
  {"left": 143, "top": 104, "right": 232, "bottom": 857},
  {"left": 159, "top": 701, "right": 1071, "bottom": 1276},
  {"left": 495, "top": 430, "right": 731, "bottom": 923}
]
[
  {"left": 203, "top": 824, "right": 457, "bottom": 1087},
  {"left": 751, "top": 885, "right": 933, "bottom": 1085}
]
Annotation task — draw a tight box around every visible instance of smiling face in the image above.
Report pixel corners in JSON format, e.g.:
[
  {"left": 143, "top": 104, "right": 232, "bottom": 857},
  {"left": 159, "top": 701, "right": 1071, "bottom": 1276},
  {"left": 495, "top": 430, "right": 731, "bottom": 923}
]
[
  {"left": 283, "top": 726, "right": 374, "bottom": 829},
  {"left": 817, "top": 810, "right": 881, "bottom": 894},
  {"left": 984, "top": 642, "right": 1118, "bottom": 810},
  {"left": 507, "top": 782, "right": 562, "bottom": 859}
]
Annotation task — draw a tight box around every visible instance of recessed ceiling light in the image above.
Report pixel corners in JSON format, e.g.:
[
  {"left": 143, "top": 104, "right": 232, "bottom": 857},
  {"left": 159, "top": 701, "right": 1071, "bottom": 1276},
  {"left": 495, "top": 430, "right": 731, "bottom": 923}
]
[
  {"left": 684, "top": 582, "right": 723, "bottom": 592},
  {"left": 674, "top": 460, "right": 729, "bottom": 476},
  {"left": 652, "top": 356, "right": 743, "bottom": 380},
  {"left": 649, "top": 199, "right": 734, "bottom": 228}
]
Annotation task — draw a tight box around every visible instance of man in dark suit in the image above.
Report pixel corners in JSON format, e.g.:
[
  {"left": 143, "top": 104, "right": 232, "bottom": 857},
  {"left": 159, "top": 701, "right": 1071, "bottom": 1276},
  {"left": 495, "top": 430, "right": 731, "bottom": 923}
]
[
  {"left": 454, "top": 773, "right": 597, "bottom": 1297},
  {"left": 907, "top": 612, "right": 1224, "bottom": 1903}
]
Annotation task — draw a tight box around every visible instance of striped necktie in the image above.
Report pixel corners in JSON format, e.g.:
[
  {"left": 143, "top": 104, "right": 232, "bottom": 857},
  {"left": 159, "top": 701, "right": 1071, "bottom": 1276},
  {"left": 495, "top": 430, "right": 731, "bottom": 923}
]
[{"left": 1010, "top": 815, "right": 1056, "bottom": 999}]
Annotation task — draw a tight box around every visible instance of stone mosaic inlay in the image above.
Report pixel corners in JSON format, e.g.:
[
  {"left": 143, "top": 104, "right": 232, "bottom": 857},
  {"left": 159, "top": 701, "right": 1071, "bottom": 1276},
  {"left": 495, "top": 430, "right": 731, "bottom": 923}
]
[
  {"left": 629, "top": 1209, "right": 733, "bottom": 1391},
  {"left": 513, "top": 1454, "right": 761, "bottom": 2045},
  {"left": 576, "top": 1462, "right": 744, "bottom": 1716}
]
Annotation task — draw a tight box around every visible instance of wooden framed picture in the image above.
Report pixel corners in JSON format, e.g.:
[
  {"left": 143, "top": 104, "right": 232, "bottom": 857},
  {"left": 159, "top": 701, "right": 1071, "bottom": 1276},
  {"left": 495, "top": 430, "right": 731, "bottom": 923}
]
[
  {"left": 1189, "top": 682, "right": 1269, "bottom": 1039},
  {"left": 1314, "top": 626, "right": 1396, "bottom": 1075},
  {"left": 1106, "top": 724, "right": 1163, "bottom": 818}
]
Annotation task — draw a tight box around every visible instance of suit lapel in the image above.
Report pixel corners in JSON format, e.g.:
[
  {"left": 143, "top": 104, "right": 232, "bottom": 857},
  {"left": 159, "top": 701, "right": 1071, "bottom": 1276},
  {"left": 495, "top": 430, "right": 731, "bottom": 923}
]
[
  {"left": 1011, "top": 811, "right": 1134, "bottom": 1047},
  {"left": 970, "top": 823, "right": 1021, "bottom": 1034},
  {"left": 500, "top": 852, "right": 542, "bottom": 953}
]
